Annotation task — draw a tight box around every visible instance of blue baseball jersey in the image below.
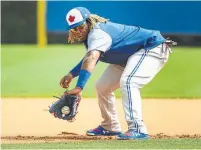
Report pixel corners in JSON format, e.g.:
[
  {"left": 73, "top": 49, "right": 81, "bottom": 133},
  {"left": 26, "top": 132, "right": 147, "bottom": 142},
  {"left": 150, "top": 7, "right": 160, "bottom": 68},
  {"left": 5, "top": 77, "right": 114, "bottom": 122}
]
[
  {"left": 70, "top": 21, "right": 165, "bottom": 77},
  {"left": 85, "top": 21, "right": 166, "bottom": 65}
]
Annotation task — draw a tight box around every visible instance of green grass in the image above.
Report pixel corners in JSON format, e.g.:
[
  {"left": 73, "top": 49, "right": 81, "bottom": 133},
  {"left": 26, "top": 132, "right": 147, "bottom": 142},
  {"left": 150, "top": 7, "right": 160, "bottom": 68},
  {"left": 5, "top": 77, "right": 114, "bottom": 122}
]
[
  {"left": 1, "top": 45, "right": 201, "bottom": 98},
  {"left": 2, "top": 139, "right": 201, "bottom": 149}
]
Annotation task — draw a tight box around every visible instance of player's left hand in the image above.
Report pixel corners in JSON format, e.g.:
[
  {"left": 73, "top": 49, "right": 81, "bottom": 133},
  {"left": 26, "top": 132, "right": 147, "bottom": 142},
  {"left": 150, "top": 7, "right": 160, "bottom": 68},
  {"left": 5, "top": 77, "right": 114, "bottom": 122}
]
[{"left": 66, "top": 87, "right": 82, "bottom": 96}]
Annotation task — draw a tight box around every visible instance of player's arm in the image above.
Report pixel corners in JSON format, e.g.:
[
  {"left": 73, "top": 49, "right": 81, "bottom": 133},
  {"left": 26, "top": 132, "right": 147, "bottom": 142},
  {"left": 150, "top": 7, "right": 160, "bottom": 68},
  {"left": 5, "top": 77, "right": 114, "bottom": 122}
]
[
  {"left": 60, "top": 50, "right": 101, "bottom": 89},
  {"left": 75, "top": 50, "right": 101, "bottom": 89},
  {"left": 82, "top": 50, "right": 101, "bottom": 72}
]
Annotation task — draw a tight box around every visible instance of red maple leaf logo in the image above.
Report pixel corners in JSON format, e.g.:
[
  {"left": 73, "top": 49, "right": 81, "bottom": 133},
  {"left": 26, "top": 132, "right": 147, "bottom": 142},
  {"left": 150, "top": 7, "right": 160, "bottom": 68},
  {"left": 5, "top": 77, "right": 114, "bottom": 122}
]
[{"left": 68, "top": 15, "right": 75, "bottom": 22}]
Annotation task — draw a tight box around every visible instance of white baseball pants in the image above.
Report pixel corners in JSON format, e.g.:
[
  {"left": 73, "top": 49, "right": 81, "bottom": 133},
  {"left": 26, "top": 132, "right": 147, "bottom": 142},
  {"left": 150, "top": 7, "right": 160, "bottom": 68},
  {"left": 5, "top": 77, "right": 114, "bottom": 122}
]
[{"left": 96, "top": 43, "right": 171, "bottom": 134}]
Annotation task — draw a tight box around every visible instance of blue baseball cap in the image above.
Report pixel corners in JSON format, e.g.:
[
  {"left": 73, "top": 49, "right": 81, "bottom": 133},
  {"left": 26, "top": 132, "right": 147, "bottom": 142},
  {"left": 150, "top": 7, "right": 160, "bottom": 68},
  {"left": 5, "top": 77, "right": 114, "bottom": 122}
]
[{"left": 66, "top": 7, "right": 91, "bottom": 30}]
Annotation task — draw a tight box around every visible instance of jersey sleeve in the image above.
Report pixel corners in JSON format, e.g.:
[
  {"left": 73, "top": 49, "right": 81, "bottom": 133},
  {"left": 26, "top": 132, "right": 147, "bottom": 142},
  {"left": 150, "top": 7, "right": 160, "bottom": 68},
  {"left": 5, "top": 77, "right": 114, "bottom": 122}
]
[{"left": 87, "top": 28, "right": 112, "bottom": 53}]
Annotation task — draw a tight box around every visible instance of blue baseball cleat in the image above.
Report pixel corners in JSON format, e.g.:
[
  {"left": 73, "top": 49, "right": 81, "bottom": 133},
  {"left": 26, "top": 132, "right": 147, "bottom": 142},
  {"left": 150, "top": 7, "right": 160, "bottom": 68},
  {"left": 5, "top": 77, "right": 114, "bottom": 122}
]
[
  {"left": 117, "top": 130, "right": 150, "bottom": 140},
  {"left": 86, "top": 125, "right": 122, "bottom": 136}
]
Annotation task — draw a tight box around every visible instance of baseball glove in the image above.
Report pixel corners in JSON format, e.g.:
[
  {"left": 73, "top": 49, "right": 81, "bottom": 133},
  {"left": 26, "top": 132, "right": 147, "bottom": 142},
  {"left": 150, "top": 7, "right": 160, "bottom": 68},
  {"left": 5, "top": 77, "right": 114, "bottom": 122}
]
[{"left": 49, "top": 94, "right": 81, "bottom": 122}]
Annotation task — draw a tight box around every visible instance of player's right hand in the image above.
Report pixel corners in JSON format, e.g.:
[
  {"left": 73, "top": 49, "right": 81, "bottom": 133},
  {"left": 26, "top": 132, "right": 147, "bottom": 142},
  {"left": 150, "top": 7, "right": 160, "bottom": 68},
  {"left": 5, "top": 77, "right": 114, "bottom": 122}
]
[{"left": 60, "top": 73, "right": 73, "bottom": 88}]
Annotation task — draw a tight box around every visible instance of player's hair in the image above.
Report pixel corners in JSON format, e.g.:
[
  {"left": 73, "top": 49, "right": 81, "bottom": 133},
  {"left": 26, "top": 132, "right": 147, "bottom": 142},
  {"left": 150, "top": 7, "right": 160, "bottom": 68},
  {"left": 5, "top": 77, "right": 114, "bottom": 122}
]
[
  {"left": 68, "top": 14, "right": 108, "bottom": 43},
  {"left": 87, "top": 14, "right": 108, "bottom": 30}
]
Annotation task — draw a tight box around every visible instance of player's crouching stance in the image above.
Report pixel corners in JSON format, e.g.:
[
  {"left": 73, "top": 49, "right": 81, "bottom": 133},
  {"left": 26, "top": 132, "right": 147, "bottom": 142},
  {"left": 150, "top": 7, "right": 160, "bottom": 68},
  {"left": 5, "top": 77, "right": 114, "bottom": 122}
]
[{"left": 59, "top": 7, "right": 176, "bottom": 140}]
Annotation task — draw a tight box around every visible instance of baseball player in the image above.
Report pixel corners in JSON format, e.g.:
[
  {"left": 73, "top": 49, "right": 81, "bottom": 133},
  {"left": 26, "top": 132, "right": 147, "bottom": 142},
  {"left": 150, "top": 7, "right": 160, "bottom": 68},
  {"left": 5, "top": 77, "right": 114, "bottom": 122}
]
[{"left": 60, "top": 7, "right": 176, "bottom": 140}]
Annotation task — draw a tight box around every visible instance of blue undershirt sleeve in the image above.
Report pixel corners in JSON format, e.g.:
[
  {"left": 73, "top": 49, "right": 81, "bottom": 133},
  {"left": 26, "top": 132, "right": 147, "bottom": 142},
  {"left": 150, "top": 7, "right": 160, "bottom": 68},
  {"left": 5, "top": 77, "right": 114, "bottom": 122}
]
[{"left": 70, "top": 59, "right": 83, "bottom": 78}]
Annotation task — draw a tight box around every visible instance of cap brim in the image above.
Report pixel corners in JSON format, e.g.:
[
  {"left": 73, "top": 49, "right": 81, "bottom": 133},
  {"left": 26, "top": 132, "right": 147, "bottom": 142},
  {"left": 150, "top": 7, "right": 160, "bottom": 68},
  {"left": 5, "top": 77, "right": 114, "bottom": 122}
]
[{"left": 66, "top": 20, "right": 86, "bottom": 31}]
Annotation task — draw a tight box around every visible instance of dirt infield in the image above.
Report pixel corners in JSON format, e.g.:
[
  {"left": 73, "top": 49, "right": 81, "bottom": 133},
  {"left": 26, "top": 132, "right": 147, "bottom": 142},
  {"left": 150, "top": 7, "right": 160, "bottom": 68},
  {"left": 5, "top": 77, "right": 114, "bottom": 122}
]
[{"left": 1, "top": 98, "right": 201, "bottom": 143}]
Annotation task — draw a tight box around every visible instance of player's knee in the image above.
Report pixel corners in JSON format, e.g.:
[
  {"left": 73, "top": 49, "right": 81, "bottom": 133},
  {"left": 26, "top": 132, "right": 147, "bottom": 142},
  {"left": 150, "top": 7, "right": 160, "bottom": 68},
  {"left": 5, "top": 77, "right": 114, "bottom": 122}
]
[
  {"left": 96, "top": 79, "right": 113, "bottom": 93},
  {"left": 96, "top": 79, "right": 106, "bottom": 92}
]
